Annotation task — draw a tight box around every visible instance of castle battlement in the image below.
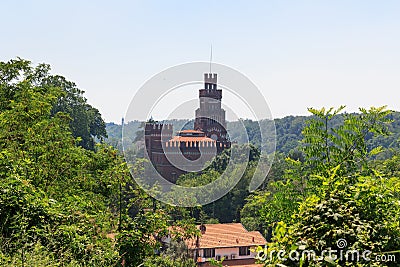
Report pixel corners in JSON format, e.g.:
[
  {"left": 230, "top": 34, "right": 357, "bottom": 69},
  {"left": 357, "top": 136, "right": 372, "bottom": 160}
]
[
  {"left": 204, "top": 73, "right": 217, "bottom": 84},
  {"left": 145, "top": 123, "right": 173, "bottom": 136},
  {"left": 165, "top": 140, "right": 225, "bottom": 149}
]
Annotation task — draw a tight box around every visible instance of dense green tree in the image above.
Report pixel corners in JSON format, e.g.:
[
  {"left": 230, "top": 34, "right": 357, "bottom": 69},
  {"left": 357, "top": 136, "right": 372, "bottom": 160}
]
[
  {"left": 174, "top": 144, "right": 261, "bottom": 223},
  {"left": 242, "top": 106, "right": 393, "bottom": 231},
  {"left": 255, "top": 106, "right": 400, "bottom": 266},
  {"left": 0, "top": 58, "right": 107, "bottom": 151},
  {"left": 0, "top": 59, "right": 124, "bottom": 265},
  {"left": 258, "top": 169, "right": 400, "bottom": 266},
  {"left": 0, "top": 58, "right": 199, "bottom": 266}
]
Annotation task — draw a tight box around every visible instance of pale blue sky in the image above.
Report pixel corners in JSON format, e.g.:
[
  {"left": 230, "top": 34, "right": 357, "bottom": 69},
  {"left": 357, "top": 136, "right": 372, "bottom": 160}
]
[{"left": 1, "top": 1, "right": 400, "bottom": 122}]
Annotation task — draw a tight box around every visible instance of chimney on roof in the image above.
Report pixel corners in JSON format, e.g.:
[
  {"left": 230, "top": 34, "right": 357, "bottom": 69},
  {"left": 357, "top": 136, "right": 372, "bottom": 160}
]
[
  {"left": 252, "top": 237, "right": 255, "bottom": 242},
  {"left": 200, "top": 224, "right": 206, "bottom": 235},
  {"left": 236, "top": 238, "right": 239, "bottom": 244}
]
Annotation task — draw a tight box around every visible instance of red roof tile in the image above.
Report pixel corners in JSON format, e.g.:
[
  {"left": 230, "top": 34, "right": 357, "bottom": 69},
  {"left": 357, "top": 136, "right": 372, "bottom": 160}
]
[
  {"left": 178, "top": 130, "right": 205, "bottom": 134},
  {"left": 168, "top": 136, "right": 215, "bottom": 143},
  {"left": 186, "top": 223, "right": 266, "bottom": 249}
]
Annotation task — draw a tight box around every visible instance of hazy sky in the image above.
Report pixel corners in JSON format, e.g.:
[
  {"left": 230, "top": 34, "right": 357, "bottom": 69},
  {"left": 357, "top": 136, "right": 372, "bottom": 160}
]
[{"left": 2, "top": 1, "right": 400, "bottom": 123}]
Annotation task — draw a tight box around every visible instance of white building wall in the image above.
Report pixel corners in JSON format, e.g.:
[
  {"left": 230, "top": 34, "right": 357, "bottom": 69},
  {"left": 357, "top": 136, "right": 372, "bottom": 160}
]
[
  {"left": 215, "top": 247, "right": 239, "bottom": 260},
  {"left": 200, "top": 246, "right": 257, "bottom": 260}
]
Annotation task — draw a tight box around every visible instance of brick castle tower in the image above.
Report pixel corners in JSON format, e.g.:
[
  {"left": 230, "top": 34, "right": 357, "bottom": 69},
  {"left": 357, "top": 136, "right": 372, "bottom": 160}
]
[
  {"left": 145, "top": 73, "right": 231, "bottom": 182},
  {"left": 195, "top": 73, "right": 229, "bottom": 153}
]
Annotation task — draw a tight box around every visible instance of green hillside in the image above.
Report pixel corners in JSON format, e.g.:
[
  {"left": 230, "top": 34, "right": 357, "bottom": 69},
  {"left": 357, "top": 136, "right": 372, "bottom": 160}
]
[{"left": 106, "top": 111, "right": 400, "bottom": 156}]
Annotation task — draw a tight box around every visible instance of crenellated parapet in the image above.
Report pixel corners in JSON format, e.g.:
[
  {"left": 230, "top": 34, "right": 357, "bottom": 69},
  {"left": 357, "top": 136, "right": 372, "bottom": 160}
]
[
  {"left": 165, "top": 140, "right": 222, "bottom": 148},
  {"left": 204, "top": 73, "right": 217, "bottom": 85},
  {"left": 145, "top": 123, "right": 173, "bottom": 137}
]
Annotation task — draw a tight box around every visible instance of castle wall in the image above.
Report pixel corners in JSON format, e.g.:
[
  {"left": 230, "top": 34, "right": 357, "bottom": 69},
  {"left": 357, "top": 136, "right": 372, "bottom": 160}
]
[{"left": 144, "top": 73, "right": 231, "bottom": 183}]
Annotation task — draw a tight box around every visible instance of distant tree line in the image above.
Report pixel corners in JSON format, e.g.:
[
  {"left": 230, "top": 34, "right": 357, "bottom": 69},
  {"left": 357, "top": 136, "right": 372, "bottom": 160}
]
[{"left": 106, "top": 112, "right": 400, "bottom": 159}]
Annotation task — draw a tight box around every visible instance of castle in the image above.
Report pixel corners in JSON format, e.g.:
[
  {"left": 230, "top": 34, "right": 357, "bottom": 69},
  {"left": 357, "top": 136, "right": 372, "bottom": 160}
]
[{"left": 145, "top": 73, "right": 231, "bottom": 182}]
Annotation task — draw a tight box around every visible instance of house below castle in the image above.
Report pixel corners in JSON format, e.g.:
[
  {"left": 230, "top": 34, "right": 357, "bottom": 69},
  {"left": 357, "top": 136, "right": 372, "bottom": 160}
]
[
  {"left": 186, "top": 223, "right": 265, "bottom": 267},
  {"left": 145, "top": 73, "right": 231, "bottom": 182}
]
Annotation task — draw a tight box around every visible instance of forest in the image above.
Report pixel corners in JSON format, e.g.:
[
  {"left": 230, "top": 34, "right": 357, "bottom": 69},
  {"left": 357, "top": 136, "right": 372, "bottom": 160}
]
[{"left": 1, "top": 58, "right": 399, "bottom": 266}]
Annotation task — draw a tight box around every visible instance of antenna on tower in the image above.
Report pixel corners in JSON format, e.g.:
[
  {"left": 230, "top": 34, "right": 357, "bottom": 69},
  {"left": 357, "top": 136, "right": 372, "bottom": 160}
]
[{"left": 209, "top": 44, "right": 213, "bottom": 73}]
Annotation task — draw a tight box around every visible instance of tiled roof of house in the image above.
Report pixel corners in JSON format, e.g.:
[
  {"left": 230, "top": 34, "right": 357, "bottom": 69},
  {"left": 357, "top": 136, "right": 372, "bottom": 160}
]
[{"left": 186, "top": 223, "right": 266, "bottom": 249}]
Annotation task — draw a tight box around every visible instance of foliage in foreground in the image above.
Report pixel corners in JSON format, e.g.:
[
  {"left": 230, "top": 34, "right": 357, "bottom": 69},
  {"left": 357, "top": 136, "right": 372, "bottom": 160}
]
[
  {"left": 2, "top": 57, "right": 400, "bottom": 266},
  {"left": 254, "top": 106, "right": 400, "bottom": 266},
  {"left": 0, "top": 58, "right": 197, "bottom": 266}
]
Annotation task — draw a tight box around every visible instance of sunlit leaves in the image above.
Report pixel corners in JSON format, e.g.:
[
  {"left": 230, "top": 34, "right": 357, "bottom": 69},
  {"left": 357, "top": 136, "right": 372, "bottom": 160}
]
[{"left": 303, "top": 106, "right": 392, "bottom": 176}]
